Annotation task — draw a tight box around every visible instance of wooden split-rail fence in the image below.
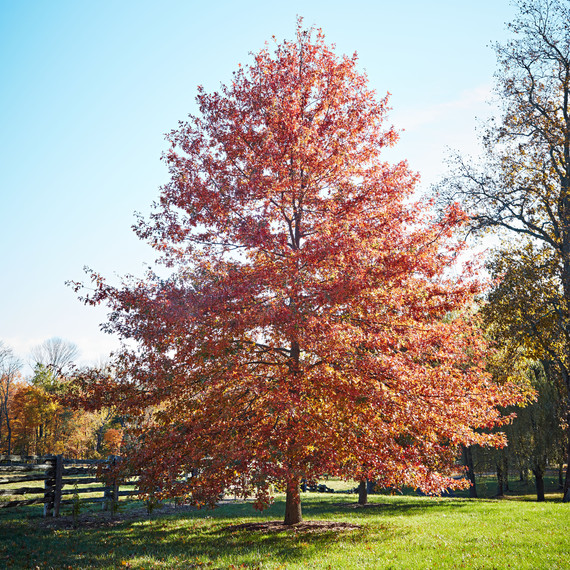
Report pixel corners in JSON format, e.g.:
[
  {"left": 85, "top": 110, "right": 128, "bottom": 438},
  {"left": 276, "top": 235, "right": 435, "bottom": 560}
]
[{"left": 0, "top": 455, "right": 138, "bottom": 517}]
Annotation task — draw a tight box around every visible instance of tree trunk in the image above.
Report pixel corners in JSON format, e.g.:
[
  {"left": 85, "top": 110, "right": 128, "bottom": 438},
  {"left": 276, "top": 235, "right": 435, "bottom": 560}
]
[
  {"left": 533, "top": 468, "right": 545, "bottom": 502},
  {"left": 560, "top": 322, "right": 570, "bottom": 503},
  {"left": 463, "top": 446, "right": 477, "bottom": 498},
  {"left": 1, "top": 407, "right": 9, "bottom": 455},
  {"left": 502, "top": 451, "right": 510, "bottom": 492},
  {"left": 520, "top": 468, "right": 530, "bottom": 485},
  {"left": 496, "top": 461, "right": 504, "bottom": 497},
  {"left": 358, "top": 479, "right": 368, "bottom": 505},
  {"left": 6, "top": 421, "right": 11, "bottom": 456},
  {"left": 284, "top": 477, "right": 302, "bottom": 525},
  {"left": 563, "top": 415, "right": 570, "bottom": 502},
  {"left": 96, "top": 426, "right": 103, "bottom": 453},
  {"left": 284, "top": 337, "right": 303, "bottom": 525}
]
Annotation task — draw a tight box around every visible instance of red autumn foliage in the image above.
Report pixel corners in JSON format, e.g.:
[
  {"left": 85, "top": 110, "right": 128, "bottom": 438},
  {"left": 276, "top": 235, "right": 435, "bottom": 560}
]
[{"left": 72, "top": 21, "right": 526, "bottom": 524}]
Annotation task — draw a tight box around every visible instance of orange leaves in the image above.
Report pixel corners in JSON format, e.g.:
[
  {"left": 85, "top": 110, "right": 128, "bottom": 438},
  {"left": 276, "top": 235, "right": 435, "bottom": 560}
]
[
  {"left": 71, "top": 21, "right": 527, "bottom": 514},
  {"left": 103, "top": 428, "right": 123, "bottom": 455},
  {"left": 11, "top": 384, "right": 61, "bottom": 455}
]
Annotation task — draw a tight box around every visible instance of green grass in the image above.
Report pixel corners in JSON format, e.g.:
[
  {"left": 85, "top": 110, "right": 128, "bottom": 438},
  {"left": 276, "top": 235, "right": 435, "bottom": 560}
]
[
  {"left": 1, "top": 490, "right": 569, "bottom": 569},
  {"left": 454, "top": 473, "right": 562, "bottom": 501}
]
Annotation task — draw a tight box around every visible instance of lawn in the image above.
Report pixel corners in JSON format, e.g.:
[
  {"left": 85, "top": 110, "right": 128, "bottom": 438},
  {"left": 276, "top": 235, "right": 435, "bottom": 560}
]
[{"left": 1, "top": 488, "right": 569, "bottom": 569}]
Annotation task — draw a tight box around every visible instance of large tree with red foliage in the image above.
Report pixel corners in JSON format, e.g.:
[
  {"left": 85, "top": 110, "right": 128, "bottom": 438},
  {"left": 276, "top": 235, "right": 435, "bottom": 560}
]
[{"left": 74, "top": 22, "right": 525, "bottom": 524}]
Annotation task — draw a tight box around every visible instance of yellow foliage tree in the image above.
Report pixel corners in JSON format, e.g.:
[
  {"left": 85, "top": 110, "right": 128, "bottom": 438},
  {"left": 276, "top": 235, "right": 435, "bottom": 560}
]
[{"left": 441, "top": 0, "right": 570, "bottom": 501}]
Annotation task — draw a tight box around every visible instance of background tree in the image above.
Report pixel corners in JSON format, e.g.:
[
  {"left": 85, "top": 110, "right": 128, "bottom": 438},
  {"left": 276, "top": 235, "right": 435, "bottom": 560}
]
[
  {"left": 481, "top": 246, "right": 568, "bottom": 500},
  {"left": 73, "top": 22, "right": 525, "bottom": 525},
  {"left": 508, "top": 361, "right": 565, "bottom": 501},
  {"left": 0, "top": 341, "right": 23, "bottom": 455},
  {"left": 102, "top": 427, "right": 123, "bottom": 455},
  {"left": 464, "top": 319, "right": 535, "bottom": 499},
  {"left": 483, "top": 243, "right": 563, "bottom": 365},
  {"left": 11, "top": 383, "right": 61, "bottom": 456},
  {"left": 440, "top": 0, "right": 570, "bottom": 500},
  {"left": 58, "top": 360, "right": 122, "bottom": 456},
  {"left": 470, "top": 357, "right": 565, "bottom": 501},
  {"left": 461, "top": 445, "right": 479, "bottom": 498},
  {"left": 0, "top": 342, "right": 119, "bottom": 458},
  {"left": 30, "top": 337, "right": 79, "bottom": 377}
]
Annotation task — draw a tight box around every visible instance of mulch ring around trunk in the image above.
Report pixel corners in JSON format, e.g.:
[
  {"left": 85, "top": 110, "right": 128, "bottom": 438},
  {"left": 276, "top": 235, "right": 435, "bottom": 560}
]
[{"left": 223, "top": 520, "right": 361, "bottom": 533}]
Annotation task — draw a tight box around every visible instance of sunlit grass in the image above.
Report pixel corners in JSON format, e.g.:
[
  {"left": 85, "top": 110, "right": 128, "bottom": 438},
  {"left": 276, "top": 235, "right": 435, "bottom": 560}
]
[{"left": 1, "top": 490, "right": 569, "bottom": 569}]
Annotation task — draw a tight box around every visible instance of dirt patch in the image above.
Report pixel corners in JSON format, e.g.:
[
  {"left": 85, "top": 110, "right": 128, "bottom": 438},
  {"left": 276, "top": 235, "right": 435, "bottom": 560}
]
[{"left": 224, "top": 520, "right": 361, "bottom": 533}]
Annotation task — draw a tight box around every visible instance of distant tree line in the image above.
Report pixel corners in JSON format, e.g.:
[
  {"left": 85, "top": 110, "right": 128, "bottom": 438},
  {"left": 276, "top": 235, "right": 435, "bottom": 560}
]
[{"left": 0, "top": 338, "right": 122, "bottom": 458}]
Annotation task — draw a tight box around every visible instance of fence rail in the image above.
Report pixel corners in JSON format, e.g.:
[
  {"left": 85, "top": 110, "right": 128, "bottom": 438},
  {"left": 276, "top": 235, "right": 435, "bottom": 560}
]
[{"left": 0, "top": 455, "right": 133, "bottom": 517}]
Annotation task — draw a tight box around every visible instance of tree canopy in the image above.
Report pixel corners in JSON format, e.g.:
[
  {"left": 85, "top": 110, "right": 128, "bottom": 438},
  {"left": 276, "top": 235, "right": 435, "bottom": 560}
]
[{"left": 73, "top": 21, "right": 525, "bottom": 524}]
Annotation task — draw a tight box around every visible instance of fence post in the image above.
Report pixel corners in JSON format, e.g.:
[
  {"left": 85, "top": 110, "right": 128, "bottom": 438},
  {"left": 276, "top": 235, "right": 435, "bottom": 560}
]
[
  {"left": 53, "top": 455, "right": 64, "bottom": 517},
  {"left": 43, "top": 455, "right": 55, "bottom": 517},
  {"left": 103, "top": 455, "right": 119, "bottom": 512},
  {"left": 111, "top": 455, "right": 120, "bottom": 514},
  {"left": 103, "top": 456, "right": 110, "bottom": 510}
]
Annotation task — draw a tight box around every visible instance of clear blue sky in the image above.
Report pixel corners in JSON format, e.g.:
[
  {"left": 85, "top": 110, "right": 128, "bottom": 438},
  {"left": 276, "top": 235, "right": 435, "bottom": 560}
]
[{"left": 0, "top": 0, "right": 516, "bottom": 370}]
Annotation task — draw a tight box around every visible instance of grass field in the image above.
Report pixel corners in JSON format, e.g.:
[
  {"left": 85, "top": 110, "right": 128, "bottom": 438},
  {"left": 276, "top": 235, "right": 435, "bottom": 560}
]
[{"left": 1, "top": 481, "right": 569, "bottom": 569}]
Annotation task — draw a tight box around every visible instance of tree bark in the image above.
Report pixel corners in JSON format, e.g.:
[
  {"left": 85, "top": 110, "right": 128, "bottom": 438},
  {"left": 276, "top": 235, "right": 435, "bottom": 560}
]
[
  {"left": 6, "top": 419, "right": 11, "bottom": 456},
  {"left": 502, "top": 451, "right": 510, "bottom": 492},
  {"left": 96, "top": 426, "right": 104, "bottom": 454},
  {"left": 284, "top": 336, "right": 303, "bottom": 525},
  {"left": 496, "top": 461, "right": 504, "bottom": 497},
  {"left": 519, "top": 468, "right": 529, "bottom": 484},
  {"left": 358, "top": 479, "right": 368, "bottom": 505},
  {"left": 463, "top": 446, "right": 477, "bottom": 498},
  {"left": 563, "top": 414, "right": 570, "bottom": 502},
  {"left": 284, "top": 477, "right": 302, "bottom": 525},
  {"left": 560, "top": 293, "right": 570, "bottom": 503},
  {"left": 533, "top": 468, "right": 545, "bottom": 502}
]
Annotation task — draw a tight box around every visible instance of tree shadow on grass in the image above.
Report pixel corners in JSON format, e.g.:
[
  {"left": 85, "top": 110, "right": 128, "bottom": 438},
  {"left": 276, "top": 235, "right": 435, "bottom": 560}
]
[
  {"left": 0, "top": 495, "right": 477, "bottom": 568},
  {"left": 301, "top": 494, "right": 476, "bottom": 520},
  {"left": 0, "top": 500, "right": 386, "bottom": 568},
  {"left": 2, "top": 516, "right": 376, "bottom": 569}
]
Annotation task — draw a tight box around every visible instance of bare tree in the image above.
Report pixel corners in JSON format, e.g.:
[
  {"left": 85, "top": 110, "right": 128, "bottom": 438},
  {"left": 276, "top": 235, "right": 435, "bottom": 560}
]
[
  {"left": 439, "top": 0, "right": 570, "bottom": 502},
  {"left": 30, "top": 337, "right": 79, "bottom": 377},
  {"left": 0, "top": 342, "right": 22, "bottom": 455}
]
